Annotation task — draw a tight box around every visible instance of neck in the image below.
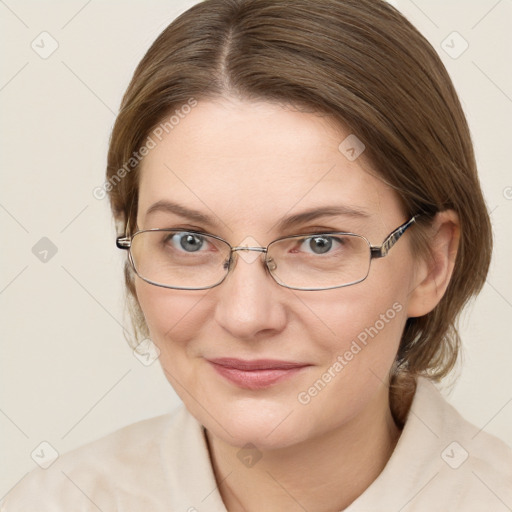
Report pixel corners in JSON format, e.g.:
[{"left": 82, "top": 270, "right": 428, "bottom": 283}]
[{"left": 205, "top": 385, "right": 402, "bottom": 512}]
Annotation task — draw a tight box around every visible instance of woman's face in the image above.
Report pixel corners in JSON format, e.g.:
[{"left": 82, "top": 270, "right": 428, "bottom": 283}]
[{"left": 135, "top": 98, "right": 418, "bottom": 449}]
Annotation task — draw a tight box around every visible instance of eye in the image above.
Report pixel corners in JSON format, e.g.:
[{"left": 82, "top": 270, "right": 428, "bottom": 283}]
[
  {"left": 298, "top": 235, "right": 342, "bottom": 255},
  {"left": 165, "top": 232, "right": 208, "bottom": 253}
]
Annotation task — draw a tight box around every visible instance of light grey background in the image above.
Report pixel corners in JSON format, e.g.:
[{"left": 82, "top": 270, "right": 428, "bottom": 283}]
[{"left": 1, "top": 0, "right": 511, "bottom": 499}]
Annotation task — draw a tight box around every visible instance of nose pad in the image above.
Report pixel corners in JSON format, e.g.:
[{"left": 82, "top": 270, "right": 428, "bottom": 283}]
[
  {"left": 223, "top": 254, "right": 234, "bottom": 272},
  {"left": 223, "top": 251, "right": 272, "bottom": 278},
  {"left": 266, "top": 256, "right": 277, "bottom": 271}
]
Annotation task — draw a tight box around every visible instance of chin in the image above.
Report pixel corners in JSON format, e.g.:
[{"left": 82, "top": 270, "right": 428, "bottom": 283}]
[{"left": 195, "top": 396, "right": 318, "bottom": 450}]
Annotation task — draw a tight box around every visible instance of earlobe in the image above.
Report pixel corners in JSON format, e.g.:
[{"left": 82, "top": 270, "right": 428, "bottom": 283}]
[{"left": 406, "top": 210, "right": 460, "bottom": 318}]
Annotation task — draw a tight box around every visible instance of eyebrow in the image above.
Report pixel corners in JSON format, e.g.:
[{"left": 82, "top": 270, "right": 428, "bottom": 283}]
[
  {"left": 145, "top": 200, "right": 370, "bottom": 230},
  {"left": 275, "top": 205, "right": 370, "bottom": 231},
  {"left": 146, "top": 200, "right": 215, "bottom": 226}
]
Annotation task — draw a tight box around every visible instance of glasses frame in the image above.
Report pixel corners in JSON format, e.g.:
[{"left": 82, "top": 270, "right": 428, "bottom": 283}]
[{"left": 116, "top": 215, "right": 419, "bottom": 291}]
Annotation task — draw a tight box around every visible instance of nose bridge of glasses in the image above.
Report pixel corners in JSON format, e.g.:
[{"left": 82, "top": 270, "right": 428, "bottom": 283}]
[
  {"left": 228, "top": 245, "right": 269, "bottom": 268},
  {"left": 231, "top": 246, "right": 267, "bottom": 254}
]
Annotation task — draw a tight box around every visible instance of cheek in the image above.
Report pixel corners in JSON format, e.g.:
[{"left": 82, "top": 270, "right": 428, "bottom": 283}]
[
  {"left": 298, "top": 277, "right": 407, "bottom": 350},
  {"left": 134, "top": 281, "right": 212, "bottom": 350},
  {"left": 295, "top": 269, "right": 410, "bottom": 393},
  {"left": 293, "top": 290, "right": 407, "bottom": 429}
]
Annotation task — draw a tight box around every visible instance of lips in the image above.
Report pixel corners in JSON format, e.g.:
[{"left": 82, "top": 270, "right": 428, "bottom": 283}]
[
  {"left": 209, "top": 358, "right": 308, "bottom": 370},
  {"left": 207, "top": 358, "right": 310, "bottom": 390}
]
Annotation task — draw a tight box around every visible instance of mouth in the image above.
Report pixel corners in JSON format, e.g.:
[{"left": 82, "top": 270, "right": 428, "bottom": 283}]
[{"left": 207, "top": 358, "right": 311, "bottom": 390}]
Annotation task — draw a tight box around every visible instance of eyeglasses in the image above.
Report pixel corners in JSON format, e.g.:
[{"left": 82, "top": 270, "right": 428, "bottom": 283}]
[{"left": 116, "top": 216, "right": 418, "bottom": 291}]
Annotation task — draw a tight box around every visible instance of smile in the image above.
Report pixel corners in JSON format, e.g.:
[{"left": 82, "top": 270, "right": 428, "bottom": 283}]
[{"left": 207, "top": 358, "right": 311, "bottom": 390}]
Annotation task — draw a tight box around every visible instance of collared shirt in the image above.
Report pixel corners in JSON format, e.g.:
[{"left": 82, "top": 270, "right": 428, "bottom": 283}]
[{"left": 2, "top": 377, "right": 511, "bottom": 511}]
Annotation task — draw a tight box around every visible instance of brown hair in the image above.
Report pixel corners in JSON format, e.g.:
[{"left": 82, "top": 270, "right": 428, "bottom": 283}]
[{"left": 106, "top": 0, "right": 492, "bottom": 410}]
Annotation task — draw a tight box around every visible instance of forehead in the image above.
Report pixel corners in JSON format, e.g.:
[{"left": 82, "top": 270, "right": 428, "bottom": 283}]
[{"left": 137, "top": 98, "right": 401, "bottom": 235}]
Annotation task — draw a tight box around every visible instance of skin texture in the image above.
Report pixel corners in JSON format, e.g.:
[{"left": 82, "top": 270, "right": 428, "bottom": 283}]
[{"left": 135, "top": 97, "right": 459, "bottom": 511}]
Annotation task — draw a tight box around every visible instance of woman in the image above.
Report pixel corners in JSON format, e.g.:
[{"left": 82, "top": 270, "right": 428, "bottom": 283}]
[{"left": 3, "top": 0, "right": 511, "bottom": 510}]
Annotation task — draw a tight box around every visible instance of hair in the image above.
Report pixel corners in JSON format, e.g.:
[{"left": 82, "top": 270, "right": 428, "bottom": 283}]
[{"left": 106, "top": 0, "right": 492, "bottom": 421}]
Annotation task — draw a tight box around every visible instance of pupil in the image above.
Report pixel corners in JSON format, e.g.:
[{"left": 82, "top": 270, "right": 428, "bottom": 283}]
[
  {"left": 311, "top": 237, "right": 332, "bottom": 254},
  {"left": 181, "top": 234, "right": 203, "bottom": 252}
]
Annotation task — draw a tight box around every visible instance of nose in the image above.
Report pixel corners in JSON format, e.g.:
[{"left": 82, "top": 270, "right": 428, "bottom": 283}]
[{"left": 213, "top": 250, "right": 288, "bottom": 341}]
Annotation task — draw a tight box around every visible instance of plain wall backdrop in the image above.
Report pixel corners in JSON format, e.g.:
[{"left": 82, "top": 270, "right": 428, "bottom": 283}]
[{"left": 1, "top": 0, "right": 511, "bottom": 499}]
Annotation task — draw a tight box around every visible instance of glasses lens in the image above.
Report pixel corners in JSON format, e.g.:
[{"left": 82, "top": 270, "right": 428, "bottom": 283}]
[
  {"left": 130, "top": 230, "right": 231, "bottom": 289},
  {"left": 267, "top": 233, "right": 371, "bottom": 289}
]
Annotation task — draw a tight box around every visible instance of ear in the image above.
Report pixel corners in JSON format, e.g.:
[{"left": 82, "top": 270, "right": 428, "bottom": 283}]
[{"left": 406, "top": 210, "right": 460, "bottom": 318}]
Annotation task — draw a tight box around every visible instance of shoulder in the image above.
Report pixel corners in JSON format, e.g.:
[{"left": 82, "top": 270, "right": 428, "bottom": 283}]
[
  {"left": 349, "top": 377, "right": 512, "bottom": 512},
  {"left": 1, "top": 407, "right": 193, "bottom": 512},
  {"left": 397, "top": 377, "right": 512, "bottom": 510},
  {"left": 415, "top": 377, "right": 512, "bottom": 467}
]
